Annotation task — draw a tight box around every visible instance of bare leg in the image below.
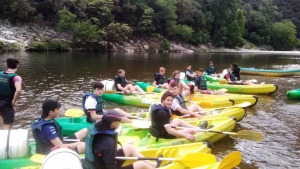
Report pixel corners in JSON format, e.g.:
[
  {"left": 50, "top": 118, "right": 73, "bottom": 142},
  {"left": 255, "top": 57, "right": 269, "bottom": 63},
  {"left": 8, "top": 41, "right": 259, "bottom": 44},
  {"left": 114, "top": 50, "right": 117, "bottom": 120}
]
[
  {"left": 188, "top": 104, "right": 207, "bottom": 113},
  {"left": 134, "top": 85, "right": 145, "bottom": 93},
  {"left": 76, "top": 142, "right": 85, "bottom": 154},
  {"left": 74, "top": 128, "right": 87, "bottom": 140},
  {"left": 171, "top": 118, "right": 197, "bottom": 128},
  {"left": 3, "top": 125, "right": 12, "bottom": 130},
  {"left": 0, "top": 116, "right": 4, "bottom": 130},
  {"left": 114, "top": 108, "right": 135, "bottom": 118},
  {"left": 161, "top": 83, "right": 169, "bottom": 89},
  {"left": 122, "top": 144, "right": 156, "bottom": 168}
]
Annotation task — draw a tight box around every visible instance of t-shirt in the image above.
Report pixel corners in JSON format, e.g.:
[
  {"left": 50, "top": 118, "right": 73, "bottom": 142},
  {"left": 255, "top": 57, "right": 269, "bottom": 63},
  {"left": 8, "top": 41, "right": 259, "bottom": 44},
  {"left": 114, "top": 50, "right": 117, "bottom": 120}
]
[
  {"left": 93, "top": 134, "right": 117, "bottom": 169},
  {"left": 84, "top": 96, "right": 97, "bottom": 110},
  {"left": 36, "top": 119, "right": 58, "bottom": 148},
  {"left": 5, "top": 71, "right": 22, "bottom": 83}
]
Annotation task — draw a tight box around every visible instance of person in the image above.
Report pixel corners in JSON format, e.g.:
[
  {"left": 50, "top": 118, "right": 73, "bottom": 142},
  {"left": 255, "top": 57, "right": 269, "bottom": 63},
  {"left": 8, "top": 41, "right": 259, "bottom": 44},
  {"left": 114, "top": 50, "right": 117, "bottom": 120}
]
[
  {"left": 31, "top": 99, "right": 86, "bottom": 155},
  {"left": 194, "top": 69, "right": 226, "bottom": 95},
  {"left": 83, "top": 82, "right": 134, "bottom": 123},
  {"left": 169, "top": 82, "right": 207, "bottom": 118},
  {"left": 205, "top": 61, "right": 216, "bottom": 76},
  {"left": 83, "top": 110, "right": 161, "bottom": 169},
  {"left": 220, "top": 68, "right": 228, "bottom": 79},
  {"left": 224, "top": 67, "right": 254, "bottom": 85},
  {"left": 149, "top": 91, "right": 208, "bottom": 141},
  {"left": 153, "top": 67, "right": 168, "bottom": 88},
  {"left": 0, "top": 58, "right": 22, "bottom": 130},
  {"left": 231, "top": 63, "right": 241, "bottom": 81},
  {"left": 115, "top": 69, "right": 145, "bottom": 94},
  {"left": 168, "top": 70, "right": 194, "bottom": 95},
  {"left": 185, "top": 64, "right": 197, "bottom": 81}
]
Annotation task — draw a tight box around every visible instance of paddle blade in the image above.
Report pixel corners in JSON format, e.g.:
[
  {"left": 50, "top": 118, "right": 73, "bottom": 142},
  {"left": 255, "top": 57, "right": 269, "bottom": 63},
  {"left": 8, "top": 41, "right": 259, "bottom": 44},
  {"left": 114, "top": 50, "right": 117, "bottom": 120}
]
[
  {"left": 30, "top": 154, "right": 46, "bottom": 164},
  {"left": 65, "top": 108, "right": 85, "bottom": 117},
  {"left": 233, "top": 130, "right": 264, "bottom": 142},
  {"left": 146, "top": 86, "right": 155, "bottom": 92},
  {"left": 179, "top": 152, "right": 216, "bottom": 168},
  {"left": 131, "top": 119, "right": 151, "bottom": 129},
  {"left": 219, "top": 88, "right": 228, "bottom": 93},
  {"left": 219, "top": 151, "right": 242, "bottom": 169},
  {"left": 235, "top": 102, "right": 251, "bottom": 108}
]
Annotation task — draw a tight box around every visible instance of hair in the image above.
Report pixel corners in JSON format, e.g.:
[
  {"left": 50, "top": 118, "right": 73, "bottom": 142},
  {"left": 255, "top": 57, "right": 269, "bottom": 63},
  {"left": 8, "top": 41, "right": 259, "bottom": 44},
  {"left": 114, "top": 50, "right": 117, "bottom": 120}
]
[
  {"left": 198, "top": 68, "right": 204, "bottom": 72},
  {"left": 117, "top": 69, "right": 125, "bottom": 76},
  {"left": 93, "top": 82, "right": 104, "bottom": 89},
  {"left": 186, "top": 64, "right": 191, "bottom": 67},
  {"left": 6, "top": 58, "right": 19, "bottom": 69},
  {"left": 159, "top": 67, "right": 165, "bottom": 71},
  {"left": 94, "top": 114, "right": 120, "bottom": 132},
  {"left": 209, "top": 61, "right": 213, "bottom": 64},
  {"left": 169, "top": 82, "right": 179, "bottom": 88},
  {"left": 161, "top": 91, "right": 174, "bottom": 102},
  {"left": 232, "top": 63, "right": 239, "bottom": 69},
  {"left": 227, "top": 65, "right": 232, "bottom": 69},
  {"left": 171, "top": 70, "right": 180, "bottom": 79}
]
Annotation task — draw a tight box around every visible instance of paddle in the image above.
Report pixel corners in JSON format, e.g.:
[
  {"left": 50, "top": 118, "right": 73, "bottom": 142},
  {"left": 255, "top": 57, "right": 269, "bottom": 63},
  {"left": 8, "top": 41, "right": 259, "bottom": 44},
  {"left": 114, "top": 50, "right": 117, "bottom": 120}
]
[
  {"left": 208, "top": 102, "right": 251, "bottom": 111},
  {"left": 174, "top": 127, "right": 263, "bottom": 141},
  {"left": 65, "top": 108, "right": 85, "bottom": 117},
  {"left": 218, "top": 151, "right": 242, "bottom": 169},
  {"left": 30, "top": 152, "right": 216, "bottom": 168}
]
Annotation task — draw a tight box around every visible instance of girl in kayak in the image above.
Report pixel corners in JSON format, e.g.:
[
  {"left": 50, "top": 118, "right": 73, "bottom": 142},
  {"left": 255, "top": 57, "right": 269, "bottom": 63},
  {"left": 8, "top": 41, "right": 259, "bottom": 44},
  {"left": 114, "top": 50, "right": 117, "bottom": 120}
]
[
  {"left": 115, "top": 69, "right": 145, "bottom": 94},
  {"left": 150, "top": 91, "right": 207, "bottom": 141},
  {"left": 168, "top": 70, "right": 194, "bottom": 95},
  {"left": 205, "top": 61, "right": 217, "bottom": 76},
  {"left": 153, "top": 67, "right": 168, "bottom": 88},
  {"left": 231, "top": 63, "right": 241, "bottom": 80},
  {"left": 224, "top": 67, "right": 254, "bottom": 85},
  {"left": 83, "top": 110, "right": 161, "bottom": 169}
]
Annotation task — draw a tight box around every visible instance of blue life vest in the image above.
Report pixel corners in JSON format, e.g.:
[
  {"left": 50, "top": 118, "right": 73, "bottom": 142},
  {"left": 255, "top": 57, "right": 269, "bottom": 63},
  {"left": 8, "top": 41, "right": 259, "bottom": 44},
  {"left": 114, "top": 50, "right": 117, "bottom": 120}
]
[
  {"left": 185, "top": 70, "right": 194, "bottom": 81},
  {"left": 83, "top": 126, "right": 118, "bottom": 169},
  {"left": 206, "top": 66, "right": 215, "bottom": 75},
  {"left": 114, "top": 76, "right": 126, "bottom": 91},
  {"left": 31, "top": 118, "right": 63, "bottom": 154},
  {"left": 82, "top": 93, "right": 104, "bottom": 123},
  {"left": 154, "top": 73, "right": 165, "bottom": 85},
  {"left": 0, "top": 71, "right": 17, "bottom": 100},
  {"left": 171, "top": 94, "right": 186, "bottom": 116},
  {"left": 194, "top": 76, "right": 207, "bottom": 90}
]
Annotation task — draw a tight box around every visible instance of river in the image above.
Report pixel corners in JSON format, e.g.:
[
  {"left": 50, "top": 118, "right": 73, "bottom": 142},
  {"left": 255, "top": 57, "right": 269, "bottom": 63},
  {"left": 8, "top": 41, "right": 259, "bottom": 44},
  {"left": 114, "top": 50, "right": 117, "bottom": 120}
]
[{"left": 1, "top": 51, "right": 300, "bottom": 168}]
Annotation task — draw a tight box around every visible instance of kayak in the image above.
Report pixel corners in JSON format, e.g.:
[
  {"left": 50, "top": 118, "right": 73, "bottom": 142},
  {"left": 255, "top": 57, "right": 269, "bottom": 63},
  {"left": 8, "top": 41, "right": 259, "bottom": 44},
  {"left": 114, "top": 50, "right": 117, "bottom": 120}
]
[
  {"left": 286, "top": 89, "right": 300, "bottom": 99},
  {"left": 240, "top": 67, "right": 300, "bottom": 77},
  {"left": 102, "top": 92, "right": 234, "bottom": 108}
]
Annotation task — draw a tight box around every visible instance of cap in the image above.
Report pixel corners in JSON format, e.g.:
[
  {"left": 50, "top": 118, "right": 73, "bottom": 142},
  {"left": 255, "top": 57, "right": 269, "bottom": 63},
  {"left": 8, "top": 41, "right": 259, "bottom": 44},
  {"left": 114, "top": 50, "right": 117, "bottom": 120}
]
[
  {"left": 41, "top": 99, "right": 61, "bottom": 118},
  {"left": 102, "top": 110, "right": 124, "bottom": 123}
]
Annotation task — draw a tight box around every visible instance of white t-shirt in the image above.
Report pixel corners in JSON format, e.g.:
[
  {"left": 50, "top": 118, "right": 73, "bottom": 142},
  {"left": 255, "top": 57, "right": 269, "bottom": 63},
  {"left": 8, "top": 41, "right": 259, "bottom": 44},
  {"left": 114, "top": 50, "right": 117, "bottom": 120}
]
[
  {"left": 171, "top": 94, "right": 186, "bottom": 111},
  {"left": 220, "top": 69, "right": 228, "bottom": 79},
  {"left": 84, "top": 96, "right": 97, "bottom": 110}
]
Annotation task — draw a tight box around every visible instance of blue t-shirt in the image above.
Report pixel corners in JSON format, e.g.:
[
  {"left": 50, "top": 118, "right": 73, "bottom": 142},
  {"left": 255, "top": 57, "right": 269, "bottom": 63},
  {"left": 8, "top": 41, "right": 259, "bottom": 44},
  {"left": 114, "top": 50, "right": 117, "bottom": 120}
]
[{"left": 37, "top": 119, "right": 58, "bottom": 147}]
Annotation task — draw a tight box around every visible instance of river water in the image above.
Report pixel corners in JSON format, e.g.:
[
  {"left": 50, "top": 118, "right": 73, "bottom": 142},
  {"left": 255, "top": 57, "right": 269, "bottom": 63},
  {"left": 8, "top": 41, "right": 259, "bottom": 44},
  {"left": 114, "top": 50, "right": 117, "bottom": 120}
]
[{"left": 1, "top": 51, "right": 300, "bottom": 168}]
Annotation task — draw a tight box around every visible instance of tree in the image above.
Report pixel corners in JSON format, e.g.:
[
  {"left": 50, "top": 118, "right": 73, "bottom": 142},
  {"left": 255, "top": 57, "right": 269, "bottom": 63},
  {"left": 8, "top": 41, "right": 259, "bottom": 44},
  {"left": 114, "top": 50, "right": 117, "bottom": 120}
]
[
  {"left": 258, "top": 0, "right": 281, "bottom": 24},
  {"left": 57, "top": 9, "right": 77, "bottom": 33},
  {"left": 106, "top": 22, "right": 132, "bottom": 45},
  {"left": 73, "top": 20, "right": 100, "bottom": 41},
  {"left": 270, "top": 20, "right": 298, "bottom": 50},
  {"left": 137, "top": 8, "right": 155, "bottom": 34}
]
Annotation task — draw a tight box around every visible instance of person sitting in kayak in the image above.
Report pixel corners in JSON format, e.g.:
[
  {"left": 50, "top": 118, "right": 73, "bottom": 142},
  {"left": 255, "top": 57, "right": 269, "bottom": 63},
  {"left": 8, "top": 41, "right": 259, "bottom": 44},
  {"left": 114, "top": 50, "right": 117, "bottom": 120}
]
[
  {"left": 185, "top": 64, "right": 197, "bottom": 81},
  {"left": 169, "top": 82, "right": 207, "bottom": 118},
  {"left": 194, "top": 68, "right": 226, "bottom": 95},
  {"left": 150, "top": 91, "right": 208, "bottom": 141},
  {"left": 224, "top": 67, "right": 254, "bottom": 85},
  {"left": 153, "top": 67, "right": 168, "bottom": 88},
  {"left": 205, "top": 61, "right": 219, "bottom": 77},
  {"left": 83, "top": 82, "right": 133, "bottom": 123},
  {"left": 31, "top": 99, "right": 86, "bottom": 155},
  {"left": 231, "top": 63, "right": 241, "bottom": 81},
  {"left": 168, "top": 70, "right": 194, "bottom": 95},
  {"left": 115, "top": 69, "right": 145, "bottom": 94},
  {"left": 83, "top": 110, "right": 161, "bottom": 169}
]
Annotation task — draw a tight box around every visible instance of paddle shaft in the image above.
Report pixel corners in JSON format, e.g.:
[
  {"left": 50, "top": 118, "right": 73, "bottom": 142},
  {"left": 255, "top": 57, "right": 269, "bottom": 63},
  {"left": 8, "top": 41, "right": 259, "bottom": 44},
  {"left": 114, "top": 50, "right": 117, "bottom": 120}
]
[
  {"left": 116, "top": 157, "right": 181, "bottom": 161},
  {"left": 29, "top": 138, "right": 80, "bottom": 142},
  {"left": 175, "top": 126, "right": 237, "bottom": 135}
]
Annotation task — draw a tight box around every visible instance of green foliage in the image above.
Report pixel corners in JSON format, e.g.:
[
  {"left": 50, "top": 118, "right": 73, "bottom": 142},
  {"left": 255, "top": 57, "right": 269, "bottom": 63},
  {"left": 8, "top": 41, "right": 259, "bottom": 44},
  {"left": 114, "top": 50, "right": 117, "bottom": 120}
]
[
  {"left": 57, "top": 9, "right": 77, "bottom": 32},
  {"left": 270, "top": 20, "right": 298, "bottom": 50},
  {"left": 86, "top": 0, "right": 114, "bottom": 27},
  {"left": 160, "top": 38, "right": 171, "bottom": 51},
  {"left": 138, "top": 8, "right": 155, "bottom": 34},
  {"left": 106, "top": 23, "right": 132, "bottom": 45},
  {"left": 28, "top": 42, "right": 48, "bottom": 51},
  {"left": 48, "top": 40, "right": 70, "bottom": 51},
  {"left": 0, "top": 0, "right": 35, "bottom": 22},
  {"left": 190, "top": 30, "right": 210, "bottom": 44},
  {"left": 156, "top": 0, "right": 178, "bottom": 34},
  {"left": 0, "top": 41, "right": 4, "bottom": 50},
  {"left": 174, "top": 25, "right": 194, "bottom": 42},
  {"left": 73, "top": 20, "right": 100, "bottom": 41},
  {"left": 34, "top": 14, "right": 44, "bottom": 23}
]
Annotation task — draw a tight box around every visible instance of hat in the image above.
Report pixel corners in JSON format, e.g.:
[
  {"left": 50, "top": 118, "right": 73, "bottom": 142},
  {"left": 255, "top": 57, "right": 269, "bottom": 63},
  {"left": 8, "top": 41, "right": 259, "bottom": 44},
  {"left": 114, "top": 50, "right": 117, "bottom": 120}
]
[
  {"left": 102, "top": 110, "right": 124, "bottom": 123},
  {"left": 41, "top": 99, "right": 61, "bottom": 118}
]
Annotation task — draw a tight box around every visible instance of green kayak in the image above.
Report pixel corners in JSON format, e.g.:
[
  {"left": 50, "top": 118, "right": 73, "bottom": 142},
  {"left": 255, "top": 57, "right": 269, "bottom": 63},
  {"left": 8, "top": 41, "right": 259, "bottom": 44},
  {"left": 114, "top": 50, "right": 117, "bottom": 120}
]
[
  {"left": 286, "top": 89, "right": 300, "bottom": 99},
  {"left": 240, "top": 67, "right": 300, "bottom": 77}
]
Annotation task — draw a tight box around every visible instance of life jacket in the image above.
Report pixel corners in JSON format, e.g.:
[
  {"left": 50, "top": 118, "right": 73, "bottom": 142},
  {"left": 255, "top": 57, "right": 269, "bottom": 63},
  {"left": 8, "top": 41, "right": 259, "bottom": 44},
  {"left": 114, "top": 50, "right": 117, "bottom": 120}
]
[
  {"left": 154, "top": 73, "right": 165, "bottom": 85},
  {"left": 168, "top": 78, "right": 180, "bottom": 84},
  {"left": 114, "top": 76, "right": 126, "bottom": 91},
  {"left": 0, "top": 71, "right": 17, "bottom": 100},
  {"left": 194, "top": 76, "right": 207, "bottom": 90},
  {"left": 224, "top": 73, "right": 236, "bottom": 81},
  {"left": 31, "top": 118, "right": 63, "bottom": 155},
  {"left": 83, "top": 126, "right": 118, "bottom": 169},
  {"left": 206, "top": 66, "right": 215, "bottom": 75},
  {"left": 171, "top": 94, "right": 186, "bottom": 116},
  {"left": 82, "top": 93, "right": 104, "bottom": 123},
  {"left": 185, "top": 70, "right": 194, "bottom": 81}
]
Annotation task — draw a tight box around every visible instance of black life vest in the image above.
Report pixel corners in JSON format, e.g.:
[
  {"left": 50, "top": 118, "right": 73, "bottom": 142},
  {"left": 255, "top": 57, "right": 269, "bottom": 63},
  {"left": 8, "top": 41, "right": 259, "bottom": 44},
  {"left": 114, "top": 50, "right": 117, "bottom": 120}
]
[
  {"left": 154, "top": 73, "right": 165, "bottom": 85},
  {"left": 194, "top": 76, "right": 207, "bottom": 90},
  {"left": 82, "top": 93, "right": 104, "bottom": 123},
  {"left": 206, "top": 66, "right": 215, "bottom": 75},
  {"left": 185, "top": 70, "right": 194, "bottom": 81},
  {"left": 0, "top": 71, "right": 17, "bottom": 101},
  {"left": 114, "top": 76, "right": 126, "bottom": 91}
]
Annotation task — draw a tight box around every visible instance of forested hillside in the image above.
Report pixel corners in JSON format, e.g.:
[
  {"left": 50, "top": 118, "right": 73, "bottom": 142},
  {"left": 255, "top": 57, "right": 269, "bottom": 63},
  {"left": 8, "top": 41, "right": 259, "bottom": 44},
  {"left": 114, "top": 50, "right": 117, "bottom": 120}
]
[{"left": 0, "top": 0, "right": 299, "bottom": 51}]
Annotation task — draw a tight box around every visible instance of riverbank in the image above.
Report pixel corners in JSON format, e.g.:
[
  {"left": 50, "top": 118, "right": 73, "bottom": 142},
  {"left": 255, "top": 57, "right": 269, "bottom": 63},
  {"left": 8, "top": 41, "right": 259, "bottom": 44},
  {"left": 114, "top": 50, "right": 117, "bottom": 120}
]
[{"left": 1, "top": 20, "right": 300, "bottom": 54}]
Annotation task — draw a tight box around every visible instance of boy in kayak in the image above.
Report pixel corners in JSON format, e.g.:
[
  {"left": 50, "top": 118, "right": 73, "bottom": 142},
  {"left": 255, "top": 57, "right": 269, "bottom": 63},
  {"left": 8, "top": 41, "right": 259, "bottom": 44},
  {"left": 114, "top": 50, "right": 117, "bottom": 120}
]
[
  {"left": 150, "top": 91, "right": 207, "bottom": 141},
  {"left": 194, "top": 68, "right": 226, "bottom": 95},
  {"left": 31, "top": 99, "right": 86, "bottom": 155},
  {"left": 205, "top": 61, "right": 219, "bottom": 77},
  {"left": 185, "top": 64, "right": 197, "bottom": 81},
  {"left": 83, "top": 110, "right": 161, "bottom": 169},
  {"left": 0, "top": 58, "right": 22, "bottom": 130},
  {"left": 153, "top": 67, "right": 168, "bottom": 88},
  {"left": 169, "top": 82, "right": 207, "bottom": 118},
  {"left": 83, "top": 82, "right": 134, "bottom": 123},
  {"left": 115, "top": 69, "right": 145, "bottom": 94}
]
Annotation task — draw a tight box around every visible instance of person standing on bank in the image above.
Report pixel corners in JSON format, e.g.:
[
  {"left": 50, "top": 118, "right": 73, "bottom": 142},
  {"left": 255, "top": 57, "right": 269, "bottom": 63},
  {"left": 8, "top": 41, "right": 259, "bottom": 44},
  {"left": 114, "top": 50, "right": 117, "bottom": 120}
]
[{"left": 0, "top": 58, "right": 22, "bottom": 130}]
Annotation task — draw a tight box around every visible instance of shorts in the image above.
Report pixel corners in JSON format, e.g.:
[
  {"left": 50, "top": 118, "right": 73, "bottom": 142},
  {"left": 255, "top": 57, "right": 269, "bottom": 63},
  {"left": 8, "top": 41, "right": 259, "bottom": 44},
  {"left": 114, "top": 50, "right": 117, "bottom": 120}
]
[
  {"left": 0, "top": 100, "right": 15, "bottom": 125},
  {"left": 116, "top": 149, "right": 134, "bottom": 169}
]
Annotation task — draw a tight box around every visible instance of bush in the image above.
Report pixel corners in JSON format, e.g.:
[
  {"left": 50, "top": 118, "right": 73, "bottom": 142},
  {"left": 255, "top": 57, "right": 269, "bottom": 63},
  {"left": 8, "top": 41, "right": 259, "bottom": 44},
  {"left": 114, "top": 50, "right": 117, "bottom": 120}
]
[
  {"left": 48, "top": 40, "right": 70, "bottom": 51},
  {"left": 0, "top": 41, "right": 4, "bottom": 50},
  {"left": 4, "top": 43, "right": 20, "bottom": 51},
  {"left": 28, "top": 42, "right": 48, "bottom": 51}
]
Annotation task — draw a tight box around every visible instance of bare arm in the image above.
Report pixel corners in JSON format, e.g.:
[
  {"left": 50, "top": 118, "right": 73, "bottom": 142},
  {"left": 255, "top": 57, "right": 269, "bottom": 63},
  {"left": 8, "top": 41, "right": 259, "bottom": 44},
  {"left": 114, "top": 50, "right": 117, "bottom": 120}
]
[
  {"left": 88, "top": 110, "right": 103, "bottom": 120},
  {"left": 176, "top": 107, "right": 202, "bottom": 119},
  {"left": 51, "top": 137, "right": 82, "bottom": 149},
  {"left": 12, "top": 82, "right": 22, "bottom": 106}
]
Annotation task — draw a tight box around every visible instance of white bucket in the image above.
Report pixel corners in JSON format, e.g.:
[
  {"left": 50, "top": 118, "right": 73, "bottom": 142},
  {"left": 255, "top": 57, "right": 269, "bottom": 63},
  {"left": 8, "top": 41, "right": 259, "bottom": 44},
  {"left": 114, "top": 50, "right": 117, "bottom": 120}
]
[
  {"left": 0, "top": 129, "right": 29, "bottom": 159},
  {"left": 42, "top": 148, "right": 83, "bottom": 169},
  {"left": 179, "top": 72, "right": 186, "bottom": 80},
  {"left": 101, "top": 79, "right": 116, "bottom": 91}
]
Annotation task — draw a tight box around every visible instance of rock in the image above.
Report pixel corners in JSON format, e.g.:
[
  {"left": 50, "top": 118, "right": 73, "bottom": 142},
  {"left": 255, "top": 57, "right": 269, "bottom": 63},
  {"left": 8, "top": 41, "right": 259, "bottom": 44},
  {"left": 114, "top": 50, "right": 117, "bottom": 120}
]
[
  {"left": 144, "top": 45, "right": 149, "bottom": 50},
  {"left": 171, "top": 43, "right": 194, "bottom": 53}
]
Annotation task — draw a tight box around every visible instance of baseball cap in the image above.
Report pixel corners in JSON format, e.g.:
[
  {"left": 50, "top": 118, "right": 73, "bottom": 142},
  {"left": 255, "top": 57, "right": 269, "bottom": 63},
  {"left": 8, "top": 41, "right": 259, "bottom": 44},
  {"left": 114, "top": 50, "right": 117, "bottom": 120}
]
[
  {"left": 102, "top": 110, "right": 124, "bottom": 123},
  {"left": 41, "top": 99, "right": 61, "bottom": 118}
]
